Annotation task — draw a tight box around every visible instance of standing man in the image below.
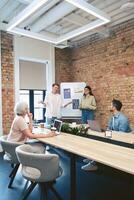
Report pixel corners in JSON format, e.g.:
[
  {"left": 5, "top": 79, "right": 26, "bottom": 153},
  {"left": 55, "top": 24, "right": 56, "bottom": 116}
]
[
  {"left": 39, "top": 83, "right": 70, "bottom": 126},
  {"left": 108, "top": 99, "right": 131, "bottom": 132},
  {"left": 39, "top": 83, "right": 62, "bottom": 126}
]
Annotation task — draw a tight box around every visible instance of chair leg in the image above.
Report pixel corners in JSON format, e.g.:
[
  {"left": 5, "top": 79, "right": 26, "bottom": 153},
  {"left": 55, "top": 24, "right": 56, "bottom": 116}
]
[
  {"left": 9, "top": 164, "right": 19, "bottom": 178},
  {"left": 39, "top": 183, "right": 48, "bottom": 200},
  {"left": 23, "top": 180, "right": 30, "bottom": 192},
  {"left": 8, "top": 164, "right": 20, "bottom": 188},
  {"left": 50, "top": 185, "right": 62, "bottom": 200},
  {"left": 11, "top": 164, "right": 14, "bottom": 168},
  {"left": 22, "top": 182, "right": 37, "bottom": 200}
]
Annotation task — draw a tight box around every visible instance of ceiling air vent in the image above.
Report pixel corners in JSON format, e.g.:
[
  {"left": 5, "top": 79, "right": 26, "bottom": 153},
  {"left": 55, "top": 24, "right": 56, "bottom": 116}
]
[
  {"left": 120, "top": 1, "right": 134, "bottom": 10},
  {"left": 54, "top": 41, "right": 69, "bottom": 49}
]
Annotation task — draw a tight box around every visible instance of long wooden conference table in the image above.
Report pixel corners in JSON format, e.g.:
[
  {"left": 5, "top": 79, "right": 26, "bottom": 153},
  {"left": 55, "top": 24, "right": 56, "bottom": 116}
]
[
  {"left": 37, "top": 131, "right": 134, "bottom": 200},
  {"left": 87, "top": 129, "right": 134, "bottom": 148}
]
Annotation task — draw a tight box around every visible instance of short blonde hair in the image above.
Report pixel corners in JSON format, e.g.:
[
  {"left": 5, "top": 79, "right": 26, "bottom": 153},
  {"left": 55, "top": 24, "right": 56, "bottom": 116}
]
[{"left": 14, "top": 101, "right": 28, "bottom": 115}]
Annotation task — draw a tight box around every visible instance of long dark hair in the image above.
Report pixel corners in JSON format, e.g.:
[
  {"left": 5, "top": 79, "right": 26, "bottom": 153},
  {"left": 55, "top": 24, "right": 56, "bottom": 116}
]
[{"left": 83, "top": 85, "right": 93, "bottom": 96}]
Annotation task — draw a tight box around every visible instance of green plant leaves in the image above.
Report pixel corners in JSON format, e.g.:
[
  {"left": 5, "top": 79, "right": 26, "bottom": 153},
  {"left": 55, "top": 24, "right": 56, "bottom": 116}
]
[{"left": 61, "top": 123, "right": 89, "bottom": 138}]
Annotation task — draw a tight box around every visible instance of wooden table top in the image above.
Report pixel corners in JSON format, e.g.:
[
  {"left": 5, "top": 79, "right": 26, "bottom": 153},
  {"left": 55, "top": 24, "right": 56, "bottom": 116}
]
[
  {"left": 87, "top": 129, "right": 134, "bottom": 145},
  {"left": 38, "top": 132, "right": 134, "bottom": 175}
]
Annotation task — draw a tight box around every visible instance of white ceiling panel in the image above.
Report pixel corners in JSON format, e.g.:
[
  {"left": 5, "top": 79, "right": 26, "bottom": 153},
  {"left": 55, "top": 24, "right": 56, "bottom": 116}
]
[{"left": 0, "top": 0, "right": 133, "bottom": 48}]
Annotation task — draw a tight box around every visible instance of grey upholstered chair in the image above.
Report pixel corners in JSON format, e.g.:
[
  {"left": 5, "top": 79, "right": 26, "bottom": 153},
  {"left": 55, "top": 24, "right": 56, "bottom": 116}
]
[
  {"left": 0, "top": 135, "right": 22, "bottom": 188},
  {"left": 16, "top": 144, "right": 63, "bottom": 200}
]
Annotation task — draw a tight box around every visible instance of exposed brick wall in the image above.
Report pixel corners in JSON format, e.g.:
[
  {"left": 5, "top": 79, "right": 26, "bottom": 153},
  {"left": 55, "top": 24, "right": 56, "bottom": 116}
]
[
  {"left": 1, "top": 31, "right": 15, "bottom": 134},
  {"left": 55, "top": 20, "right": 134, "bottom": 128},
  {"left": 55, "top": 48, "right": 73, "bottom": 83}
]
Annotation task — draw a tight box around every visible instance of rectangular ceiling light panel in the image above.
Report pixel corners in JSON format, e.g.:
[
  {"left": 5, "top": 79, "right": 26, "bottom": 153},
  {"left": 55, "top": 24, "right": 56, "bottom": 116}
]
[{"left": 7, "top": 0, "right": 110, "bottom": 44}]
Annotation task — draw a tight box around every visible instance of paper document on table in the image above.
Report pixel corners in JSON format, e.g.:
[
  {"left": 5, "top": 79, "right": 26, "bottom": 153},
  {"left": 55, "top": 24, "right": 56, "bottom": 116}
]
[{"left": 33, "top": 128, "right": 51, "bottom": 134}]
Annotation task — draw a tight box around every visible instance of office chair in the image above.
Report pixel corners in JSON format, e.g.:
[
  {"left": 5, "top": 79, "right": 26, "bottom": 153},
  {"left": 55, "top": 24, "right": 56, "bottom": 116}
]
[
  {"left": 0, "top": 135, "right": 22, "bottom": 188},
  {"left": 16, "top": 144, "right": 63, "bottom": 200}
]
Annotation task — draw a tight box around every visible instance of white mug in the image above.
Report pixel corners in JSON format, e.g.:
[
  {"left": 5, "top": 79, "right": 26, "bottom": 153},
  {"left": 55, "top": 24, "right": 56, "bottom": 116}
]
[{"left": 105, "top": 130, "right": 112, "bottom": 138}]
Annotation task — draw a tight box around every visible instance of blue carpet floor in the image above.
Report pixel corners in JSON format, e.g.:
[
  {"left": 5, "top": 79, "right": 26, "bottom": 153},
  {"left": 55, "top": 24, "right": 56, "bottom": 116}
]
[{"left": 0, "top": 147, "right": 133, "bottom": 200}]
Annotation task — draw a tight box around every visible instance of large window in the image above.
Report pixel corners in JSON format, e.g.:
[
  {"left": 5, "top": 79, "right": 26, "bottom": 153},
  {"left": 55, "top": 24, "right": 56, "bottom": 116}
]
[
  {"left": 34, "top": 90, "right": 44, "bottom": 121},
  {"left": 19, "top": 89, "right": 46, "bottom": 122},
  {"left": 19, "top": 90, "right": 29, "bottom": 108}
]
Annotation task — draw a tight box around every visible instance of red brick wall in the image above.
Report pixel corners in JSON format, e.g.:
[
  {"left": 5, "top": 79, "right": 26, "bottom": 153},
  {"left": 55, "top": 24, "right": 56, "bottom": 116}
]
[
  {"left": 55, "top": 20, "right": 134, "bottom": 128},
  {"left": 55, "top": 48, "right": 73, "bottom": 83},
  {"left": 1, "top": 31, "right": 15, "bottom": 134}
]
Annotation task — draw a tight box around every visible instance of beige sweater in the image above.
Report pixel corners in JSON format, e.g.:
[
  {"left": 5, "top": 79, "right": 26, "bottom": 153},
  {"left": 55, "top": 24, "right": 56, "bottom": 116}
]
[{"left": 79, "top": 94, "right": 97, "bottom": 110}]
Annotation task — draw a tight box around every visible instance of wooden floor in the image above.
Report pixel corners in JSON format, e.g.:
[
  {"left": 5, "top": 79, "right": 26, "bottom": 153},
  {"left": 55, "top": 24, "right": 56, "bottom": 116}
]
[{"left": 0, "top": 148, "right": 133, "bottom": 200}]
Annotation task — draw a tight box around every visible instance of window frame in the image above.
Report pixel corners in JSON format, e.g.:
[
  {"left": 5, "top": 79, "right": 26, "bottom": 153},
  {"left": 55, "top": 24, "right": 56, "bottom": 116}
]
[{"left": 19, "top": 89, "right": 46, "bottom": 122}]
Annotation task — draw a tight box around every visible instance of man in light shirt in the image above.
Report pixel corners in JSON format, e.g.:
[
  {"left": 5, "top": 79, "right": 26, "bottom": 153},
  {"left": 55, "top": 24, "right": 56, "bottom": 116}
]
[
  {"left": 82, "top": 99, "right": 132, "bottom": 172},
  {"left": 40, "top": 83, "right": 70, "bottom": 126},
  {"left": 108, "top": 99, "right": 131, "bottom": 132}
]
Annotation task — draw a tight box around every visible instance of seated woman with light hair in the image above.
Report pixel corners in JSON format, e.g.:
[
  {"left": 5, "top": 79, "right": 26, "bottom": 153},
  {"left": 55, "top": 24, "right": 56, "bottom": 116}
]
[{"left": 7, "top": 101, "right": 56, "bottom": 143}]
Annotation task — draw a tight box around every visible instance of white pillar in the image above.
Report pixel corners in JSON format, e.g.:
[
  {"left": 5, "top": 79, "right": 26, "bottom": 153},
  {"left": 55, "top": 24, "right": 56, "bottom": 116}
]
[{"left": 46, "top": 45, "right": 55, "bottom": 92}]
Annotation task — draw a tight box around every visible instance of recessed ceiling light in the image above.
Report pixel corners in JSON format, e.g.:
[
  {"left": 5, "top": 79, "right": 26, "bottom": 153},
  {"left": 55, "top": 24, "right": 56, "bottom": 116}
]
[
  {"left": 7, "top": 0, "right": 110, "bottom": 44},
  {"left": 7, "top": 0, "right": 49, "bottom": 31}
]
